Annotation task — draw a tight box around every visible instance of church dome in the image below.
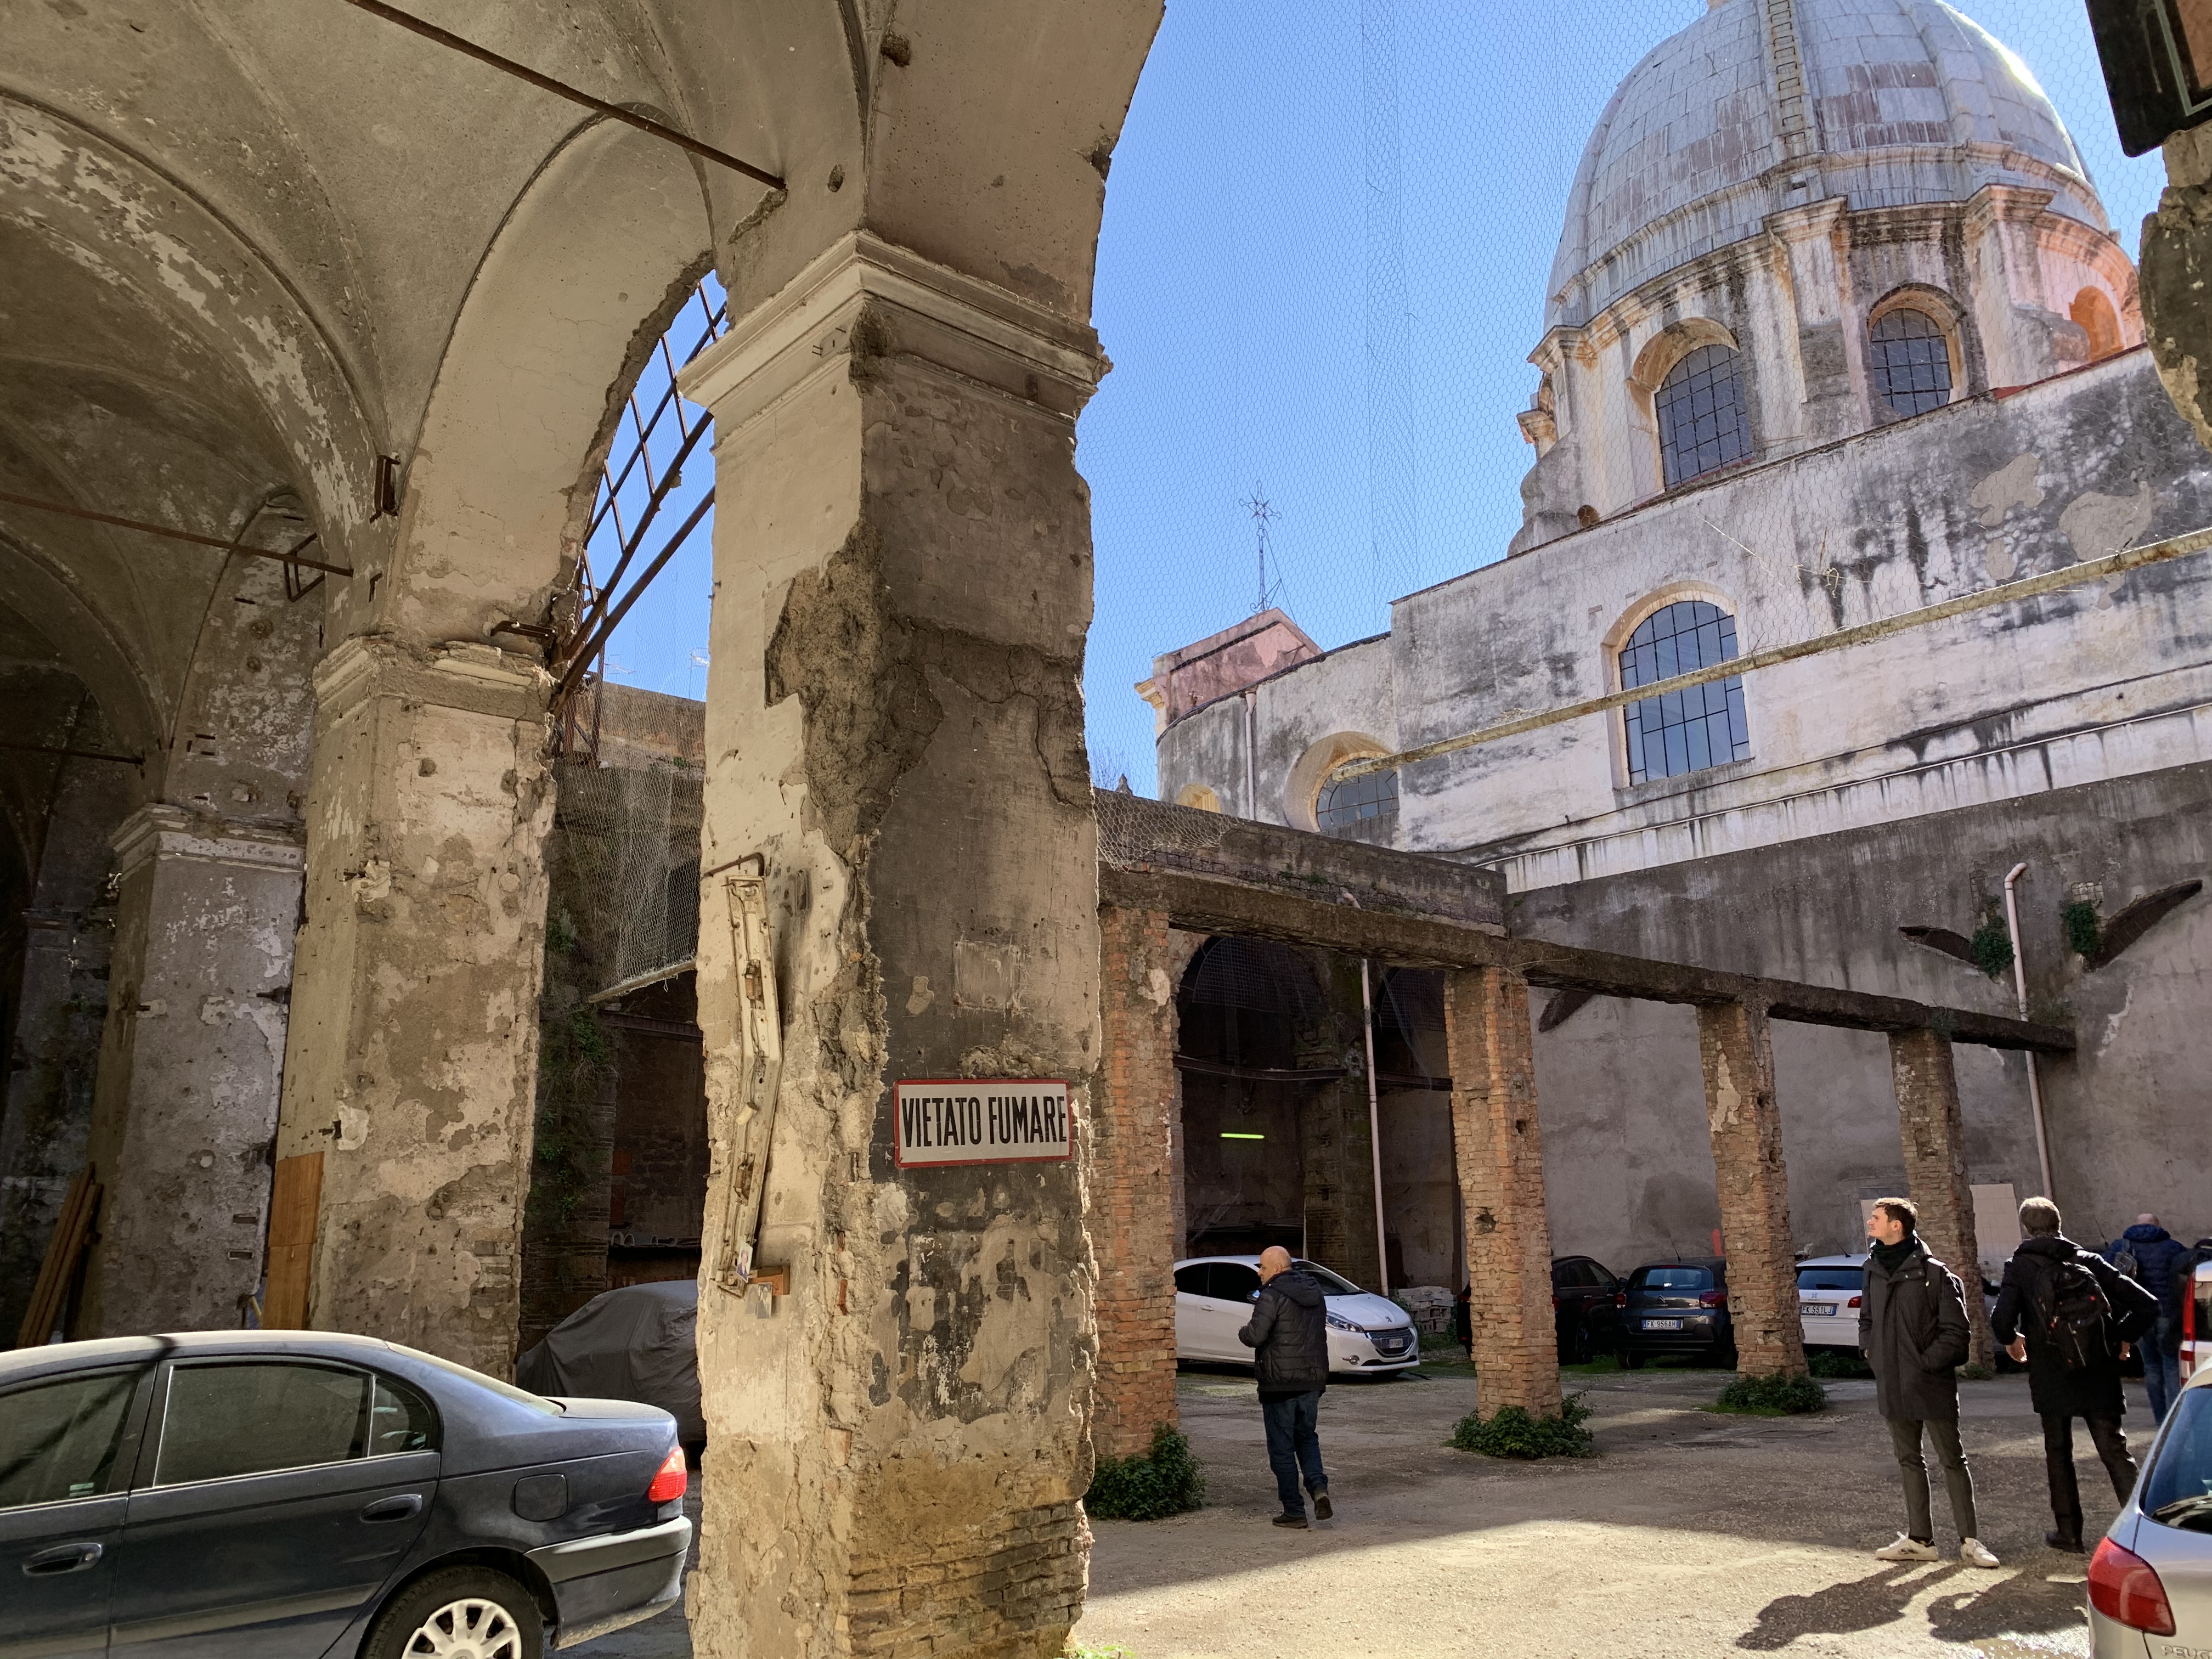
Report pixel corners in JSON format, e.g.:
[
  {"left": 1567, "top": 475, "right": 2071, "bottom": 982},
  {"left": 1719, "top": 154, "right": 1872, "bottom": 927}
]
[{"left": 1545, "top": 0, "right": 2106, "bottom": 330}]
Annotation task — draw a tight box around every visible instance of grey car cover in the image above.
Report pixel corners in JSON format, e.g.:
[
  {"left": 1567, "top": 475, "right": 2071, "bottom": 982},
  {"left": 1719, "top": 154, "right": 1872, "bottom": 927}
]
[{"left": 517, "top": 1279, "right": 703, "bottom": 1443}]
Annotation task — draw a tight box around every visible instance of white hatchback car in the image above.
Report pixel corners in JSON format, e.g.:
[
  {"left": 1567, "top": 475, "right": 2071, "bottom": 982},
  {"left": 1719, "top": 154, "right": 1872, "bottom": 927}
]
[
  {"left": 2089, "top": 1355, "right": 2212, "bottom": 1655},
  {"left": 1797, "top": 1254, "right": 1866, "bottom": 1352},
  {"left": 1173, "top": 1256, "right": 1419, "bottom": 1375}
]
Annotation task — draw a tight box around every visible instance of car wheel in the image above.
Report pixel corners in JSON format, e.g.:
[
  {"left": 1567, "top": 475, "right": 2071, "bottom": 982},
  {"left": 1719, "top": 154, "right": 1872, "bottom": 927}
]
[{"left": 363, "top": 1566, "right": 545, "bottom": 1659}]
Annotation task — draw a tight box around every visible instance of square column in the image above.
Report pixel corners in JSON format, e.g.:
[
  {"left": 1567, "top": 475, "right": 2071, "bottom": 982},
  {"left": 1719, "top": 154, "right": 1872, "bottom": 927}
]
[
  {"left": 270, "top": 638, "right": 555, "bottom": 1378},
  {"left": 677, "top": 233, "right": 1107, "bottom": 1658},
  {"left": 75, "top": 806, "right": 303, "bottom": 1336},
  {"left": 1443, "top": 966, "right": 1560, "bottom": 1417},
  {"left": 1091, "top": 905, "right": 1181, "bottom": 1460},
  {"left": 1696, "top": 999, "right": 1807, "bottom": 1378},
  {"left": 1888, "top": 1028, "right": 1995, "bottom": 1373}
]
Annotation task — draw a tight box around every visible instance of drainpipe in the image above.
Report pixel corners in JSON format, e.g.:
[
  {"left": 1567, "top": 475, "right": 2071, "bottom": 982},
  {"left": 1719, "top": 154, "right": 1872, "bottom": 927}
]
[
  {"left": 1341, "top": 893, "right": 1390, "bottom": 1296},
  {"left": 1243, "top": 688, "right": 1259, "bottom": 819},
  {"left": 2003, "top": 861, "right": 2056, "bottom": 1200}
]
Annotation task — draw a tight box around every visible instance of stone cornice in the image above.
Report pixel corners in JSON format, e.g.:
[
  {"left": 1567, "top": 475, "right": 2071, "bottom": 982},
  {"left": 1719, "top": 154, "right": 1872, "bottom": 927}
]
[
  {"left": 111, "top": 802, "right": 304, "bottom": 880},
  {"left": 676, "top": 231, "right": 1107, "bottom": 433},
  {"left": 313, "top": 636, "right": 551, "bottom": 727}
]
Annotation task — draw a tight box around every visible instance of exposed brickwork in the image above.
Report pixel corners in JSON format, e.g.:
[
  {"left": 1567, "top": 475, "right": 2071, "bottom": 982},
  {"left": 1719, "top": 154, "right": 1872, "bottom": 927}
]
[
  {"left": 845, "top": 1499, "right": 1090, "bottom": 1658},
  {"left": 1091, "top": 905, "right": 1182, "bottom": 1461},
  {"left": 1443, "top": 966, "right": 1561, "bottom": 1417},
  {"left": 1696, "top": 1000, "right": 1807, "bottom": 1378},
  {"left": 1888, "top": 1028, "right": 1995, "bottom": 1372}
]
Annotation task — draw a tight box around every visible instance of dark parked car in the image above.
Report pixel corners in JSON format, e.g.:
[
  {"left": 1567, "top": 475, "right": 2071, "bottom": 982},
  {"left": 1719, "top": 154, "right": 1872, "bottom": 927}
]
[
  {"left": 518, "top": 1280, "right": 704, "bottom": 1456},
  {"left": 1616, "top": 1257, "right": 1737, "bottom": 1368},
  {"left": 0, "top": 1330, "right": 690, "bottom": 1659},
  {"left": 1551, "top": 1255, "right": 1622, "bottom": 1362}
]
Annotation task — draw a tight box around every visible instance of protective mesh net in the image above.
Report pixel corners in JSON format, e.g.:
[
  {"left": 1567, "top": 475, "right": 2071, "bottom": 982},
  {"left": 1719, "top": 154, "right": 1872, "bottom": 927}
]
[{"left": 550, "top": 758, "right": 703, "bottom": 1000}]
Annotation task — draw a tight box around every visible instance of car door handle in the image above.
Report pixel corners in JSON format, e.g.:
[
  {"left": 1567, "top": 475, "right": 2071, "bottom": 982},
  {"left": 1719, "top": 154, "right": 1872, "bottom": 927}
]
[
  {"left": 361, "top": 1494, "right": 423, "bottom": 1523},
  {"left": 23, "top": 1542, "right": 103, "bottom": 1575}
]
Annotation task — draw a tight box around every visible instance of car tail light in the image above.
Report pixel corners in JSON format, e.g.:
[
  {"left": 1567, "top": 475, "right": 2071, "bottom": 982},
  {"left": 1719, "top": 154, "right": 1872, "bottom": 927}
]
[
  {"left": 2089, "top": 1539, "right": 2175, "bottom": 1636},
  {"left": 1614, "top": 1292, "right": 1627, "bottom": 1308},
  {"left": 646, "top": 1446, "right": 687, "bottom": 1504},
  {"left": 1847, "top": 1295, "right": 1862, "bottom": 1309},
  {"left": 1697, "top": 1290, "right": 1726, "bottom": 1308}
]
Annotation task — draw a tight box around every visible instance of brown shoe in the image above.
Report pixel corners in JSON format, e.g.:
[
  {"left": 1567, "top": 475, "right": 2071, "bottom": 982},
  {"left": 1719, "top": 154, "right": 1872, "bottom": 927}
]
[
  {"left": 1273, "top": 1513, "right": 1308, "bottom": 1529},
  {"left": 1313, "top": 1492, "right": 1333, "bottom": 1521}
]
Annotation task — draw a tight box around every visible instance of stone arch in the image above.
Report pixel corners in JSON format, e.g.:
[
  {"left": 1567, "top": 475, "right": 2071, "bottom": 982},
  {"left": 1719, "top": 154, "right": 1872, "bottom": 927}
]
[
  {"left": 1285, "top": 730, "right": 1393, "bottom": 832},
  {"left": 1627, "top": 318, "right": 1744, "bottom": 495}
]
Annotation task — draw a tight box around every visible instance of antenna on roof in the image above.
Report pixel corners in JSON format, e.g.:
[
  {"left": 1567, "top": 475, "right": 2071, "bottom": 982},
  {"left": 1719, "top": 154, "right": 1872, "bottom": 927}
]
[{"left": 1242, "top": 483, "right": 1283, "bottom": 616}]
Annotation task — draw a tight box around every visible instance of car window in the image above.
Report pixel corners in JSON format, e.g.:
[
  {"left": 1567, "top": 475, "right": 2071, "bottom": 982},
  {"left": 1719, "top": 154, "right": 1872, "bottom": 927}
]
[
  {"left": 1798, "top": 1266, "right": 1865, "bottom": 1291},
  {"left": 1632, "top": 1266, "right": 1713, "bottom": 1291},
  {"left": 386, "top": 1342, "right": 563, "bottom": 1415},
  {"left": 1173, "top": 1265, "right": 1209, "bottom": 1296},
  {"left": 0, "top": 1370, "right": 139, "bottom": 1509},
  {"left": 369, "top": 1374, "right": 438, "bottom": 1456},
  {"left": 1209, "top": 1264, "right": 1262, "bottom": 1302},
  {"left": 156, "top": 1363, "right": 371, "bottom": 1486},
  {"left": 1290, "top": 1261, "right": 1362, "bottom": 1296},
  {"left": 1564, "top": 1261, "right": 1601, "bottom": 1289},
  {"left": 2141, "top": 1388, "right": 2212, "bottom": 1533}
]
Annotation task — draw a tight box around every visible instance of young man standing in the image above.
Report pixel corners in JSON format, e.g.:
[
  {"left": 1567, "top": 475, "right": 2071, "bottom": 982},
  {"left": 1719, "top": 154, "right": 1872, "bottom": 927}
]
[
  {"left": 1860, "top": 1196, "right": 2000, "bottom": 1567},
  {"left": 1993, "top": 1197, "right": 2159, "bottom": 1552},
  {"left": 1239, "top": 1245, "right": 1333, "bottom": 1529}
]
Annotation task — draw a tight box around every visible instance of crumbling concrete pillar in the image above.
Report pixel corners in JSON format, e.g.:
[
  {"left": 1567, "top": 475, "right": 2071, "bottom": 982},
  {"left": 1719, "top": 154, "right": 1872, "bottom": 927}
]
[
  {"left": 1443, "top": 965, "right": 1560, "bottom": 1417},
  {"left": 2143, "top": 127, "right": 2212, "bottom": 452},
  {"left": 1888, "top": 1028, "right": 1995, "bottom": 1373},
  {"left": 74, "top": 806, "right": 302, "bottom": 1335},
  {"left": 270, "top": 637, "right": 554, "bottom": 1376},
  {"left": 1091, "top": 904, "right": 1181, "bottom": 1461},
  {"left": 678, "top": 234, "right": 1105, "bottom": 1658},
  {"left": 1696, "top": 998, "right": 1807, "bottom": 1378}
]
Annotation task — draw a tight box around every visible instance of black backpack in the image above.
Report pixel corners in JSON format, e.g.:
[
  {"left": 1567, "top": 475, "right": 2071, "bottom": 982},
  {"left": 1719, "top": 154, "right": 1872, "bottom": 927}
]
[{"left": 2035, "top": 1256, "right": 2113, "bottom": 1372}]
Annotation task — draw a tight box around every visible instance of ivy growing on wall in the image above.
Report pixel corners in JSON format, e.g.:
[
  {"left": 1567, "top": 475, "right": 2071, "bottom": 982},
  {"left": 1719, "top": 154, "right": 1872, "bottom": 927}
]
[
  {"left": 2061, "top": 899, "right": 2103, "bottom": 961},
  {"left": 1967, "top": 912, "right": 2014, "bottom": 980}
]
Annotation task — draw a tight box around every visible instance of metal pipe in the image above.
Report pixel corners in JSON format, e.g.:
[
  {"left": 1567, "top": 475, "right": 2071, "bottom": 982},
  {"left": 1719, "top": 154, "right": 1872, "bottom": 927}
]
[
  {"left": 0, "top": 490, "right": 351, "bottom": 577},
  {"left": 2003, "top": 861, "right": 2056, "bottom": 1200},
  {"left": 340, "top": 1, "right": 785, "bottom": 190},
  {"left": 1243, "top": 689, "right": 1259, "bottom": 819},
  {"left": 0, "top": 739, "right": 142, "bottom": 767},
  {"left": 1341, "top": 892, "right": 1390, "bottom": 1296}
]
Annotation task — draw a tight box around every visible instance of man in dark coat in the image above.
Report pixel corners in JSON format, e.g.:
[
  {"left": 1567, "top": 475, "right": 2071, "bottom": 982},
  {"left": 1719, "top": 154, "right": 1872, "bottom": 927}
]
[
  {"left": 1859, "top": 1196, "right": 1997, "bottom": 1567},
  {"left": 1239, "top": 1245, "right": 1332, "bottom": 1528},
  {"left": 1993, "top": 1197, "right": 2160, "bottom": 1551},
  {"left": 2107, "top": 1215, "right": 2190, "bottom": 1424}
]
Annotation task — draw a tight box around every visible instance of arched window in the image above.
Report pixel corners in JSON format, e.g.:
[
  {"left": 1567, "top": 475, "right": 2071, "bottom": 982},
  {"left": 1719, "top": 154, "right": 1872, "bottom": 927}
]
[
  {"left": 1316, "top": 761, "right": 1398, "bottom": 839},
  {"left": 1655, "top": 344, "right": 1752, "bottom": 488},
  {"left": 1868, "top": 307, "right": 1952, "bottom": 417},
  {"left": 1175, "top": 783, "right": 1222, "bottom": 814},
  {"left": 1620, "top": 600, "right": 1750, "bottom": 783},
  {"left": 2071, "top": 288, "right": 2123, "bottom": 362}
]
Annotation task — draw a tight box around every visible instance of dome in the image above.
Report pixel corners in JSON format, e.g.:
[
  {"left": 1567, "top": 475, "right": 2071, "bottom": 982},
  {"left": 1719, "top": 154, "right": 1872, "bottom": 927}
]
[{"left": 1545, "top": 0, "right": 2106, "bottom": 329}]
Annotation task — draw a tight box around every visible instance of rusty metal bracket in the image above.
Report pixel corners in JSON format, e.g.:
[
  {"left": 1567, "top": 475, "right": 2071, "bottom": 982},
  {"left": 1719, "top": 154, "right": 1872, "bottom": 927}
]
[{"left": 713, "top": 855, "right": 784, "bottom": 1294}]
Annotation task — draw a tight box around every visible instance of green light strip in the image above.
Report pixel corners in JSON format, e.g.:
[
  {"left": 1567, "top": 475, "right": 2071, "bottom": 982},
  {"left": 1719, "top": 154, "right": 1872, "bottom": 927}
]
[{"left": 1220, "top": 1132, "right": 1265, "bottom": 1141}]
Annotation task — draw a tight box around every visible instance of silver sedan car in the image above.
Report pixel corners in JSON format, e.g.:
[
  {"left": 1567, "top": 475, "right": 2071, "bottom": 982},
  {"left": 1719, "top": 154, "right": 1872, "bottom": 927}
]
[{"left": 2090, "top": 1355, "right": 2212, "bottom": 1655}]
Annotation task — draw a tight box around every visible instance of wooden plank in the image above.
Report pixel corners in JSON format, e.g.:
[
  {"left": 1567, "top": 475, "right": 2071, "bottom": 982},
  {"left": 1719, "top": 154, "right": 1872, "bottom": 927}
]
[
  {"left": 14, "top": 1168, "right": 94, "bottom": 1349},
  {"left": 262, "top": 1151, "right": 324, "bottom": 1330}
]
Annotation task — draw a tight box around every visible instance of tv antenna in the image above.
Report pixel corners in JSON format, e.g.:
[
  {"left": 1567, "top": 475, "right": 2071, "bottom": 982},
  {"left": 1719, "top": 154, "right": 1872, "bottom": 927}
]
[{"left": 1242, "top": 484, "right": 1284, "bottom": 616}]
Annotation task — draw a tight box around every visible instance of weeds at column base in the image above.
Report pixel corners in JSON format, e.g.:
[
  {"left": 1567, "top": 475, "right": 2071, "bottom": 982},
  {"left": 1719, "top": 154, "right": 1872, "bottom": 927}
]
[
  {"left": 1450, "top": 1392, "right": 1596, "bottom": 1459},
  {"left": 1084, "top": 1423, "right": 1204, "bottom": 1520}
]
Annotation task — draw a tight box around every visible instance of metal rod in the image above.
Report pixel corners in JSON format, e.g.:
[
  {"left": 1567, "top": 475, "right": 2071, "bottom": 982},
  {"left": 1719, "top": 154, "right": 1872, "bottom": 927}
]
[
  {"left": 563, "top": 414, "right": 715, "bottom": 674},
  {"left": 2003, "top": 861, "right": 2057, "bottom": 1201},
  {"left": 1332, "top": 523, "right": 2212, "bottom": 783},
  {"left": 0, "top": 491, "right": 353, "bottom": 577},
  {"left": 340, "top": 0, "right": 785, "bottom": 190},
  {"left": 0, "top": 739, "right": 142, "bottom": 766},
  {"left": 556, "top": 487, "right": 715, "bottom": 700},
  {"left": 1340, "top": 890, "right": 1390, "bottom": 1296}
]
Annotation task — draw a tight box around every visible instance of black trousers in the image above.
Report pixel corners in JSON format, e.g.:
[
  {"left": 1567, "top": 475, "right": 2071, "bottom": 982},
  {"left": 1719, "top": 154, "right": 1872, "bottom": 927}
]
[
  {"left": 2042, "top": 1413, "right": 2137, "bottom": 1533},
  {"left": 1888, "top": 1415, "right": 1978, "bottom": 1542},
  {"left": 1260, "top": 1390, "right": 1327, "bottom": 1515}
]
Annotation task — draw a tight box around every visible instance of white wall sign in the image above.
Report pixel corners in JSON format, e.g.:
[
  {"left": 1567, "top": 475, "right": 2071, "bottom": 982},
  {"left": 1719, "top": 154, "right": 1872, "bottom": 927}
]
[{"left": 894, "top": 1080, "right": 1071, "bottom": 1168}]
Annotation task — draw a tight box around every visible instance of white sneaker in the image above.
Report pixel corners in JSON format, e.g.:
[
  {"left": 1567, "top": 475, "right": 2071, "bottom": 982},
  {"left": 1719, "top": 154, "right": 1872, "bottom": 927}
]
[
  {"left": 1875, "top": 1534, "right": 1939, "bottom": 1561},
  {"left": 1960, "top": 1538, "right": 2000, "bottom": 1568}
]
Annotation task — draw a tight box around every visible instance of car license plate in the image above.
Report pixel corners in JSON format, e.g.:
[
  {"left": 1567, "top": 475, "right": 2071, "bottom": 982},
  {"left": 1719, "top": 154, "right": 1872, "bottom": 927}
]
[
  {"left": 1643, "top": 1318, "right": 1683, "bottom": 1330},
  {"left": 1801, "top": 1302, "right": 1836, "bottom": 1316}
]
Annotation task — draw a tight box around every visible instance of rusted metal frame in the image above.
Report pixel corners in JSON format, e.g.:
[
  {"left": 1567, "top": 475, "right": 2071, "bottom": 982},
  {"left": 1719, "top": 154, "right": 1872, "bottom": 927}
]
[
  {"left": 339, "top": 0, "right": 784, "bottom": 190},
  {"left": 0, "top": 739, "right": 143, "bottom": 767},
  {"left": 586, "top": 319, "right": 721, "bottom": 546},
  {"left": 0, "top": 491, "right": 352, "bottom": 577},
  {"left": 1333, "top": 523, "right": 2212, "bottom": 783},
  {"left": 555, "top": 487, "right": 715, "bottom": 702},
  {"left": 560, "top": 416, "right": 715, "bottom": 685}
]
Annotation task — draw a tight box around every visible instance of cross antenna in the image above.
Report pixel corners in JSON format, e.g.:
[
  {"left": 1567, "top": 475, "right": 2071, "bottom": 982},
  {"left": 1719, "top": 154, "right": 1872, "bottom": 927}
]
[{"left": 1241, "top": 484, "right": 1282, "bottom": 616}]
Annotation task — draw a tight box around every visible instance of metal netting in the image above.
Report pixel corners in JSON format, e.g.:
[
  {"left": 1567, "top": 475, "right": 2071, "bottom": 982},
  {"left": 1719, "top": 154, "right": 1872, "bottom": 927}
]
[{"left": 551, "top": 759, "right": 703, "bottom": 1000}]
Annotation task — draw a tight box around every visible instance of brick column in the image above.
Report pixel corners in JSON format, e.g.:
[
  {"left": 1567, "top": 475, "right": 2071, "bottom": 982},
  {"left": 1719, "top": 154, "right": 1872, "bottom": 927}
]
[
  {"left": 1092, "top": 905, "right": 1182, "bottom": 1460},
  {"left": 1443, "top": 966, "right": 1560, "bottom": 1417},
  {"left": 1888, "top": 1028, "right": 1995, "bottom": 1373},
  {"left": 1696, "top": 999, "right": 1807, "bottom": 1378}
]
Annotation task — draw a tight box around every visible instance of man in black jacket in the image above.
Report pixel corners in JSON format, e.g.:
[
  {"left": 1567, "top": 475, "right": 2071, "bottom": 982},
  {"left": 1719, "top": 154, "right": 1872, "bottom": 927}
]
[
  {"left": 1993, "top": 1197, "right": 2160, "bottom": 1551},
  {"left": 1859, "top": 1197, "right": 1999, "bottom": 1567},
  {"left": 1239, "top": 1245, "right": 1332, "bottom": 1528}
]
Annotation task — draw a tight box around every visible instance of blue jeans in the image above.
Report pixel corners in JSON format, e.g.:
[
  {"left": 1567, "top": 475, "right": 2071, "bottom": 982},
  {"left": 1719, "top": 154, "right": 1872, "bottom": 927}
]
[
  {"left": 2146, "top": 1314, "right": 2184, "bottom": 1424},
  {"left": 1261, "top": 1390, "right": 1328, "bottom": 1516}
]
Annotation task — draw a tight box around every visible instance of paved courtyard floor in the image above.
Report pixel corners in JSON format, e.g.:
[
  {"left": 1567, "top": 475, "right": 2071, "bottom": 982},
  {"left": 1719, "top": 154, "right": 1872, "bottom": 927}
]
[{"left": 577, "top": 1358, "right": 2151, "bottom": 1659}]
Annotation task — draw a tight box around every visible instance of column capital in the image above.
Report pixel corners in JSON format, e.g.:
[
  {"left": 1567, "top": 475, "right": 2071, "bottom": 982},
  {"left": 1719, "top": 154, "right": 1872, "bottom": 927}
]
[
  {"left": 110, "top": 803, "right": 305, "bottom": 882},
  {"left": 313, "top": 635, "right": 552, "bottom": 727},
  {"left": 678, "top": 230, "right": 1107, "bottom": 433}
]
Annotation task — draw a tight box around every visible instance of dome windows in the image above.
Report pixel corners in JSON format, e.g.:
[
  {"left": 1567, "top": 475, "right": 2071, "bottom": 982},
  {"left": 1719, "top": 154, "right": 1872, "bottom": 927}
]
[
  {"left": 1867, "top": 304, "right": 1954, "bottom": 418},
  {"left": 1655, "top": 344, "right": 1752, "bottom": 488},
  {"left": 1618, "top": 599, "right": 1750, "bottom": 784},
  {"left": 1316, "top": 761, "right": 1398, "bottom": 840}
]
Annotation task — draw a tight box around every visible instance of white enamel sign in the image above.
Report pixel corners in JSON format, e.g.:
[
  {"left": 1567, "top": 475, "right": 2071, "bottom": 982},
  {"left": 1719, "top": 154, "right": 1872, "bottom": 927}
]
[{"left": 894, "top": 1079, "right": 1071, "bottom": 1168}]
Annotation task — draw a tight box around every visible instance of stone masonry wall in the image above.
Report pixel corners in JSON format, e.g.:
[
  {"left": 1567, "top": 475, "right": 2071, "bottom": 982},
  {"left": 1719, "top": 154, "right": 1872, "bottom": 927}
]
[{"left": 1696, "top": 1000, "right": 1807, "bottom": 1378}]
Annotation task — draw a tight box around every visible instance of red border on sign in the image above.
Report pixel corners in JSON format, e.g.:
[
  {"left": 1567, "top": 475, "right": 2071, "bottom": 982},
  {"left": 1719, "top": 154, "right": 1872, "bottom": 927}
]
[{"left": 893, "top": 1079, "right": 1074, "bottom": 1169}]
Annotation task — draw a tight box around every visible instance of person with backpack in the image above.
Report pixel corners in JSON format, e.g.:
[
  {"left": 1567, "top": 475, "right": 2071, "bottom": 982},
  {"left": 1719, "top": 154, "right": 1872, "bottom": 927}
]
[
  {"left": 1858, "top": 1197, "right": 1999, "bottom": 1567},
  {"left": 1992, "top": 1197, "right": 2160, "bottom": 1551},
  {"left": 2106, "top": 1215, "right": 2191, "bottom": 1424}
]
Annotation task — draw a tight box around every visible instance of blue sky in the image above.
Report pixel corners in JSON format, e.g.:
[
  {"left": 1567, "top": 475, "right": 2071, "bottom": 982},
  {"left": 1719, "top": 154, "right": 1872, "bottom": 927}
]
[{"left": 601, "top": 1, "right": 2162, "bottom": 797}]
